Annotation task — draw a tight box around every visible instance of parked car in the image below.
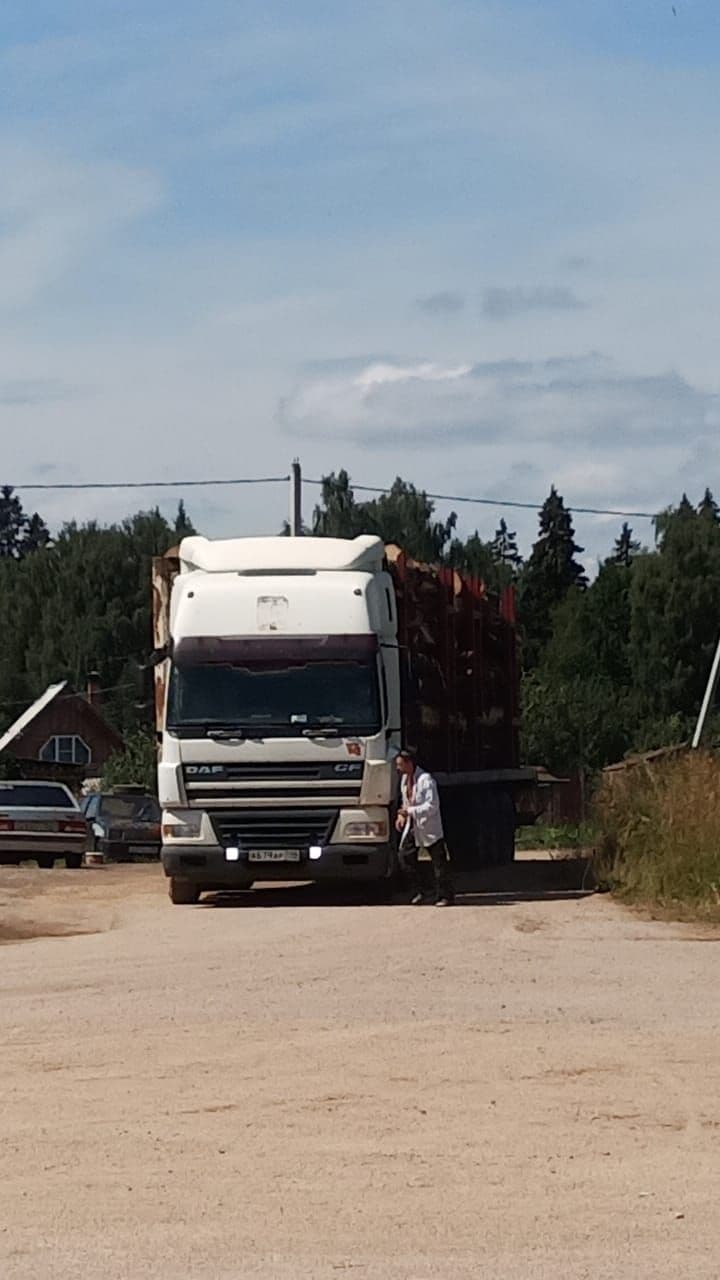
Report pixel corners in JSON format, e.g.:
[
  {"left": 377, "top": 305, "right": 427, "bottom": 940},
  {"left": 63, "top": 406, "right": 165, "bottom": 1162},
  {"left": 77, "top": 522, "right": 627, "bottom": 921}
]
[
  {"left": 0, "top": 780, "right": 87, "bottom": 868},
  {"left": 82, "top": 789, "right": 161, "bottom": 861}
]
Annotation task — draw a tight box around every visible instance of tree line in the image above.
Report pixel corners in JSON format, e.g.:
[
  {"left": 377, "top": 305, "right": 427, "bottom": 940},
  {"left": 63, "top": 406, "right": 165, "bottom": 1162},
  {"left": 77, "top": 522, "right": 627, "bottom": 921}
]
[
  {"left": 1, "top": 476, "right": 718, "bottom": 782},
  {"left": 0, "top": 489, "right": 194, "bottom": 737},
  {"left": 311, "top": 472, "right": 720, "bottom": 776}
]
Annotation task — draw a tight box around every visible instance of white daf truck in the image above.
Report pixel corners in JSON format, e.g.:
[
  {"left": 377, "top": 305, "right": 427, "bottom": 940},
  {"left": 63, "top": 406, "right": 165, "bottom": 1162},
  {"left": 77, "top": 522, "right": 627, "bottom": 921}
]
[{"left": 153, "top": 534, "right": 533, "bottom": 903}]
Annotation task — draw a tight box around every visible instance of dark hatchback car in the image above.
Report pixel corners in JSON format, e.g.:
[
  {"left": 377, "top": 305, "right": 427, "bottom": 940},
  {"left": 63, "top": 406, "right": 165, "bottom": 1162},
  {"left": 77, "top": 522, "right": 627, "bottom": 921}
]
[{"left": 82, "top": 790, "right": 161, "bottom": 861}]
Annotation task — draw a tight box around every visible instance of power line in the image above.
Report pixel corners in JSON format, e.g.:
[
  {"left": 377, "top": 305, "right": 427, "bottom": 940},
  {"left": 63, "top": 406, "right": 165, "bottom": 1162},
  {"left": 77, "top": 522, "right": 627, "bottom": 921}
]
[
  {"left": 6, "top": 469, "right": 662, "bottom": 520},
  {"left": 303, "top": 477, "right": 660, "bottom": 521},
  {"left": 0, "top": 681, "right": 143, "bottom": 712},
  {"left": 9, "top": 475, "right": 289, "bottom": 493}
]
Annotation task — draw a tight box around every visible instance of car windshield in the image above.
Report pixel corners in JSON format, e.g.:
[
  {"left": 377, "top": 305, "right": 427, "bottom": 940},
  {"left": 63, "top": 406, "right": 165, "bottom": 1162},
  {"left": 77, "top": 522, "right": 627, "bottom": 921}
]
[
  {"left": 0, "top": 783, "right": 76, "bottom": 809},
  {"left": 167, "top": 660, "right": 381, "bottom": 735},
  {"left": 99, "top": 795, "right": 160, "bottom": 822}
]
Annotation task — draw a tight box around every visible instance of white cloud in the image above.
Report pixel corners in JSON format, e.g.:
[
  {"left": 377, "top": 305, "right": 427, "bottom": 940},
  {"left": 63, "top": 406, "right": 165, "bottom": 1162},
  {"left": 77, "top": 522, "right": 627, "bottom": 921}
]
[
  {"left": 281, "top": 353, "right": 718, "bottom": 458},
  {"left": 354, "top": 361, "right": 472, "bottom": 389},
  {"left": 277, "top": 350, "right": 718, "bottom": 563}
]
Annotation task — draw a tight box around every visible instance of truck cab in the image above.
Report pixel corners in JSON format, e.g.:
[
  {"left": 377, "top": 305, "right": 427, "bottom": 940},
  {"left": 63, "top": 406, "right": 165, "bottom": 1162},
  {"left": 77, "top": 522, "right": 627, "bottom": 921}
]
[{"left": 157, "top": 535, "right": 400, "bottom": 903}]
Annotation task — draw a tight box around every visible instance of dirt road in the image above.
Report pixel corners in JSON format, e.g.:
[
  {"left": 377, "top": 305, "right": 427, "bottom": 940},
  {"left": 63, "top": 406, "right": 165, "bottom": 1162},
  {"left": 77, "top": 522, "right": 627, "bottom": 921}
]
[{"left": 1, "top": 862, "right": 719, "bottom": 1279}]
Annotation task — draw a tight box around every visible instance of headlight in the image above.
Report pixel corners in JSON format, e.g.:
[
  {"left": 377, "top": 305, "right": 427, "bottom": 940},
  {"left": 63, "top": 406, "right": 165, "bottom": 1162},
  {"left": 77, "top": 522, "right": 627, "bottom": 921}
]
[
  {"left": 162, "top": 809, "right": 204, "bottom": 840},
  {"left": 344, "top": 820, "right": 388, "bottom": 840}
]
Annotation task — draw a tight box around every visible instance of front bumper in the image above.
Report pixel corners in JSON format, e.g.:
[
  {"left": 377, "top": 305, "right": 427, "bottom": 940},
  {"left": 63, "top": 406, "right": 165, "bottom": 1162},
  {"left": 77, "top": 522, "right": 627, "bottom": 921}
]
[
  {"left": 98, "top": 839, "right": 161, "bottom": 861},
  {"left": 0, "top": 834, "right": 87, "bottom": 856},
  {"left": 161, "top": 841, "right": 394, "bottom": 887}
]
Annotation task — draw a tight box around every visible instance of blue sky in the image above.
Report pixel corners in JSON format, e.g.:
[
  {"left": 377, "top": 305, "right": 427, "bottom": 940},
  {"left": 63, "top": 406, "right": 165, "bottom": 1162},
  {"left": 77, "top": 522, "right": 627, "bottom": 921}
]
[{"left": 1, "top": 0, "right": 719, "bottom": 565}]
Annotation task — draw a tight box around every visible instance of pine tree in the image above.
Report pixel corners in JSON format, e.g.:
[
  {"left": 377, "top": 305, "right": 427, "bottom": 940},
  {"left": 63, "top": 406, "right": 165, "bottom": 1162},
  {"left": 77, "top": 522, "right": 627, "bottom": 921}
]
[
  {"left": 0, "top": 487, "right": 50, "bottom": 559},
  {"left": 0, "top": 486, "right": 25, "bottom": 557},
  {"left": 490, "top": 518, "right": 522, "bottom": 580},
  {"left": 21, "top": 511, "right": 51, "bottom": 555},
  {"left": 698, "top": 488, "right": 719, "bottom": 523},
  {"left": 174, "top": 500, "right": 196, "bottom": 539},
  {"left": 518, "top": 486, "right": 587, "bottom": 670},
  {"left": 656, "top": 492, "right": 694, "bottom": 541},
  {"left": 609, "top": 522, "right": 640, "bottom": 568}
]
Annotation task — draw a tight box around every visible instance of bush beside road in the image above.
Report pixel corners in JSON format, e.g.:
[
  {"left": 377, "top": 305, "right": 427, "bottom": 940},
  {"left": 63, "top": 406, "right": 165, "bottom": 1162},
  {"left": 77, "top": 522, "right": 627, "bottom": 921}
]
[{"left": 594, "top": 750, "right": 720, "bottom": 920}]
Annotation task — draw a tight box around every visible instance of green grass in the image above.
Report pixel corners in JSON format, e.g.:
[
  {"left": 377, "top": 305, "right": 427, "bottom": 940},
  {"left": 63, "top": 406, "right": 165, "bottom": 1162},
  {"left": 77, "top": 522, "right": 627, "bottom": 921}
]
[
  {"left": 516, "top": 823, "right": 592, "bottom": 851},
  {"left": 593, "top": 749, "right": 720, "bottom": 919}
]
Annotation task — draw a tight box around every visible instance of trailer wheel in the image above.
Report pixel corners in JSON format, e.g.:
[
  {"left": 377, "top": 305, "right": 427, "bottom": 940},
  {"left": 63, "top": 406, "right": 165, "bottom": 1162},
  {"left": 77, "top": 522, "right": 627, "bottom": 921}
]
[
  {"left": 169, "top": 877, "right": 201, "bottom": 905},
  {"left": 37, "top": 855, "right": 55, "bottom": 869},
  {"left": 65, "top": 854, "right": 83, "bottom": 870},
  {"left": 483, "top": 789, "right": 516, "bottom": 866},
  {"left": 458, "top": 787, "right": 516, "bottom": 868}
]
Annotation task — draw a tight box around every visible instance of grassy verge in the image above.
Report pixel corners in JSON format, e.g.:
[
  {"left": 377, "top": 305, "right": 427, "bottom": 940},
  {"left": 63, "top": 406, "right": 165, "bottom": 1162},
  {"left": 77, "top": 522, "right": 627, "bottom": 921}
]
[
  {"left": 593, "top": 749, "right": 720, "bottom": 920},
  {"left": 516, "top": 823, "right": 592, "bottom": 852}
]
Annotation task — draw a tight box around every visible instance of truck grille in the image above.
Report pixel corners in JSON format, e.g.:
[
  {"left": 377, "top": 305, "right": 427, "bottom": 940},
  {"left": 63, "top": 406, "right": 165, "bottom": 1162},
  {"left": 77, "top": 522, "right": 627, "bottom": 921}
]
[
  {"left": 184, "top": 762, "right": 362, "bottom": 782},
  {"left": 211, "top": 809, "right": 338, "bottom": 850},
  {"left": 184, "top": 761, "right": 363, "bottom": 805}
]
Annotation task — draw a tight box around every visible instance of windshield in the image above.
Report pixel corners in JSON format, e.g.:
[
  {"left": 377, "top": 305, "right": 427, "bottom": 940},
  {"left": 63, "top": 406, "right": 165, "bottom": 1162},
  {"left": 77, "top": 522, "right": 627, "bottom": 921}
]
[
  {"left": 0, "top": 783, "right": 76, "bottom": 809},
  {"left": 99, "top": 795, "right": 160, "bottom": 822},
  {"left": 167, "top": 660, "right": 381, "bottom": 735}
]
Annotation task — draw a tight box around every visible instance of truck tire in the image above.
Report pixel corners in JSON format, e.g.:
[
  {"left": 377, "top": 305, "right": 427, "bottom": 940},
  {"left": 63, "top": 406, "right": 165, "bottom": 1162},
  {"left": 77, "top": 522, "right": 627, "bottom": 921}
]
[
  {"left": 169, "top": 877, "right": 201, "bottom": 905},
  {"left": 0, "top": 853, "right": 20, "bottom": 866},
  {"left": 443, "top": 786, "right": 516, "bottom": 870},
  {"left": 37, "top": 855, "right": 55, "bottom": 869},
  {"left": 65, "top": 854, "right": 83, "bottom": 870},
  {"left": 479, "top": 789, "right": 516, "bottom": 867},
  {"left": 364, "top": 879, "right": 396, "bottom": 904}
]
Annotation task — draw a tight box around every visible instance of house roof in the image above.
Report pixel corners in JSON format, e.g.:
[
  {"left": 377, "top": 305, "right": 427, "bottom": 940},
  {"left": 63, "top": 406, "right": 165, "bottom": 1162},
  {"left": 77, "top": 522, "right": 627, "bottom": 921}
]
[
  {"left": 0, "top": 682, "right": 125, "bottom": 757},
  {"left": 0, "top": 682, "right": 68, "bottom": 755}
]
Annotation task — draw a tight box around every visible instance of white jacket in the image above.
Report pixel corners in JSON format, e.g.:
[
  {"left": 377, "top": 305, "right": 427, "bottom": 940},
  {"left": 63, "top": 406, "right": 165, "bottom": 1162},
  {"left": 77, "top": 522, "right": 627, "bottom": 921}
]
[{"left": 400, "top": 768, "right": 444, "bottom": 848}]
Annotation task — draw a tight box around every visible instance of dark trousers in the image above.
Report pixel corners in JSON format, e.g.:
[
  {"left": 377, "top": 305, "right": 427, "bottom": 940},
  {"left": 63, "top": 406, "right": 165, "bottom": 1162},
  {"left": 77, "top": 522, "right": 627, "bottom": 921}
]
[{"left": 401, "top": 837, "right": 455, "bottom": 902}]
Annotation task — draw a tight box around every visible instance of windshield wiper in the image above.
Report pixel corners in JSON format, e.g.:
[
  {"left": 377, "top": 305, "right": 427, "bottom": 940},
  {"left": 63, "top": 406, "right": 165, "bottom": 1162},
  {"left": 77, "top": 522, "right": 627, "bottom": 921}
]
[
  {"left": 302, "top": 727, "right": 340, "bottom": 738},
  {"left": 206, "top": 727, "right": 246, "bottom": 740}
]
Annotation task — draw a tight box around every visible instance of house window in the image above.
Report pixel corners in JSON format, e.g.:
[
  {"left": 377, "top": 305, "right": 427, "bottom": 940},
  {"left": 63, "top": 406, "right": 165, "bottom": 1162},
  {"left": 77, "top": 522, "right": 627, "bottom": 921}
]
[{"left": 39, "top": 735, "right": 91, "bottom": 766}]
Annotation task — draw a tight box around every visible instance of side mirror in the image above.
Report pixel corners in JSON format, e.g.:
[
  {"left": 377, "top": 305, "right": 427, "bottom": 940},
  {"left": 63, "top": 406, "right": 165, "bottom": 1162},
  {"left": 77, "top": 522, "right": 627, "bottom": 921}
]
[{"left": 144, "top": 644, "right": 170, "bottom": 668}]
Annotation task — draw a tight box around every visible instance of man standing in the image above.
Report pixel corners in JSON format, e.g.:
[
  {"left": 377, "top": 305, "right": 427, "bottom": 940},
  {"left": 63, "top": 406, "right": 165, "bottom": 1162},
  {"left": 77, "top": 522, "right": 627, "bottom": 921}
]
[{"left": 395, "top": 750, "right": 455, "bottom": 906}]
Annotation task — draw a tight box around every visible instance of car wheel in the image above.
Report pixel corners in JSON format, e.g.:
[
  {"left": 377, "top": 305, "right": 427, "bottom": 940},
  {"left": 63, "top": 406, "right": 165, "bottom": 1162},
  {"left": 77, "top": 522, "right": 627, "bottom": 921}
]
[
  {"left": 65, "top": 854, "right": 83, "bottom": 870},
  {"left": 37, "top": 855, "right": 55, "bottom": 869},
  {"left": 169, "top": 877, "right": 201, "bottom": 905}
]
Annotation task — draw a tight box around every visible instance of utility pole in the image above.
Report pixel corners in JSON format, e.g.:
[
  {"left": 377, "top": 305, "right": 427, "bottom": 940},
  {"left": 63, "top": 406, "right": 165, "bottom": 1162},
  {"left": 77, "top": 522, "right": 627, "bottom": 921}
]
[
  {"left": 289, "top": 458, "right": 303, "bottom": 536},
  {"left": 692, "top": 632, "right": 720, "bottom": 748}
]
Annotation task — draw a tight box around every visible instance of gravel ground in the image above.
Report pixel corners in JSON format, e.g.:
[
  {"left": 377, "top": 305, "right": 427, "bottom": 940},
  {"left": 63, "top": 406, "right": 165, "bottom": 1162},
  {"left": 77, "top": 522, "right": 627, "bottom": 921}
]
[{"left": 1, "top": 861, "right": 719, "bottom": 1279}]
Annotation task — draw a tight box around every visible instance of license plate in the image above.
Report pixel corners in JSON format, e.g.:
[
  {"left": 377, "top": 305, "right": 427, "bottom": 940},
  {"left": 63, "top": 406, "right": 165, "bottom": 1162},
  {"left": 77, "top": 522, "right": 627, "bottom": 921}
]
[
  {"left": 247, "top": 849, "right": 302, "bottom": 863},
  {"left": 27, "top": 820, "right": 57, "bottom": 832}
]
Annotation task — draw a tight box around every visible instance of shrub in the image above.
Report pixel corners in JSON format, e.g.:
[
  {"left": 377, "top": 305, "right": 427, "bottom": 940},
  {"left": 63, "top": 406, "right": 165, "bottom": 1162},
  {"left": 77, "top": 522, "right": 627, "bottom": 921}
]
[
  {"left": 594, "top": 750, "right": 720, "bottom": 915},
  {"left": 101, "top": 730, "right": 157, "bottom": 794}
]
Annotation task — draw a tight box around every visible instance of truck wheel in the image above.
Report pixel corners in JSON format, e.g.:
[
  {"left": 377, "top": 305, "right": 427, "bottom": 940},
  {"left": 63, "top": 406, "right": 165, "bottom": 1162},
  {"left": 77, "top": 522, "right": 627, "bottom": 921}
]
[
  {"left": 65, "top": 854, "right": 83, "bottom": 870},
  {"left": 169, "top": 877, "right": 201, "bottom": 905},
  {"left": 0, "top": 853, "right": 20, "bottom": 866},
  {"left": 483, "top": 789, "right": 516, "bottom": 866},
  {"left": 37, "top": 855, "right": 55, "bottom": 869},
  {"left": 364, "top": 879, "right": 394, "bottom": 904}
]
